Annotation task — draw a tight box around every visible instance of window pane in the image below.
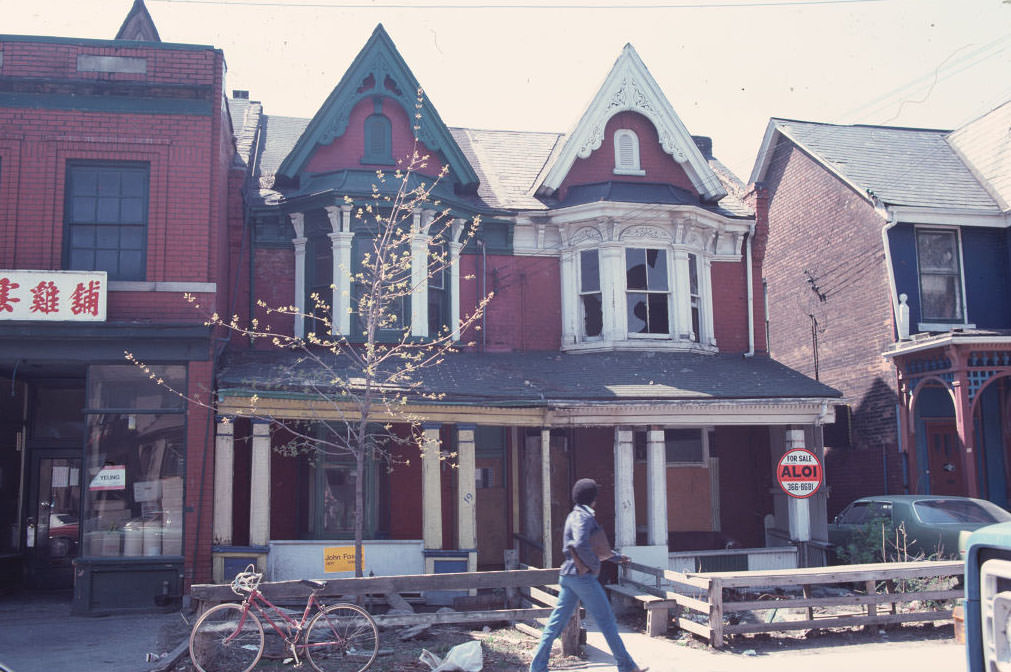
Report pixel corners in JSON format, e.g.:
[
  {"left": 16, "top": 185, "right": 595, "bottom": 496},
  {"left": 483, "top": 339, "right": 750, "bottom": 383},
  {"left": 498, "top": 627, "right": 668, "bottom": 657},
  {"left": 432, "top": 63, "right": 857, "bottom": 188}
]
[
  {"left": 97, "top": 171, "right": 121, "bottom": 196},
  {"left": 72, "top": 170, "right": 98, "bottom": 196},
  {"left": 646, "top": 249, "right": 667, "bottom": 291},
  {"left": 82, "top": 413, "right": 185, "bottom": 558},
  {"left": 627, "top": 293, "right": 648, "bottom": 333},
  {"left": 120, "top": 226, "right": 145, "bottom": 250},
  {"left": 581, "top": 293, "right": 602, "bottom": 337},
  {"left": 917, "top": 231, "right": 958, "bottom": 272},
  {"left": 580, "top": 249, "right": 600, "bottom": 293},
  {"left": 96, "top": 225, "right": 120, "bottom": 248},
  {"left": 120, "top": 171, "right": 145, "bottom": 197},
  {"left": 921, "top": 275, "right": 962, "bottom": 320},
  {"left": 320, "top": 465, "right": 356, "bottom": 535},
  {"left": 69, "top": 248, "right": 95, "bottom": 270},
  {"left": 428, "top": 287, "right": 445, "bottom": 335},
  {"left": 72, "top": 197, "right": 97, "bottom": 223},
  {"left": 88, "top": 365, "right": 186, "bottom": 410},
  {"left": 647, "top": 293, "right": 669, "bottom": 333},
  {"left": 70, "top": 225, "right": 96, "bottom": 248},
  {"left": 96, "top": 197, "right": 120, "bottom": 223},
  {"left": 95, "top": 250, "right": 119, "bottom": 275},
  {"left": 120, "top": 198, "right": 145, "bottom": 224},
  {"left": 664, "top": 428, "right": 703, "bottom": 463},
  {"left": 626, "top": 248, "right": 647, "bottom": 290},
  {"left": 689, "top": 254, "right": 699, "bottom": 295},
  {"left": 119, "top": 251, "right": 145, "bottom": 280}
]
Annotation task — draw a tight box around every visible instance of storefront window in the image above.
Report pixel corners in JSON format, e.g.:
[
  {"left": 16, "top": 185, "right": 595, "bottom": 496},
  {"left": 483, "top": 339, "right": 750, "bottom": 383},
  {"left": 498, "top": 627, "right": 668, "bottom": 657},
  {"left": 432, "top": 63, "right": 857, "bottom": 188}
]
[{"left": 82, "top": 365, "right": 185, "bottom": 558}]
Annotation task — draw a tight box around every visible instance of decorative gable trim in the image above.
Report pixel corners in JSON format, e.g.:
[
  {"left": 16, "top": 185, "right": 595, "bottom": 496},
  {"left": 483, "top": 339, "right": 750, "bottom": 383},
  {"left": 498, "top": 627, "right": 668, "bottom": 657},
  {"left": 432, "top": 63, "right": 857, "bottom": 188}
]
[
  {"left": 276, "top": 24, "right": 479, "bottom": 189},
  {"left": 537, "top": 44, "right": 726, "bottom": 202}
]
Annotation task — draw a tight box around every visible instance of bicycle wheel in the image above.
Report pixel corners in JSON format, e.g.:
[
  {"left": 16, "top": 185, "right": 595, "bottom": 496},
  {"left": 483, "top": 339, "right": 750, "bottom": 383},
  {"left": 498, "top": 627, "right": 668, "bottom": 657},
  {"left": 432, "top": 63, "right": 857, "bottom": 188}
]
[
  {"left": 304, "top": 603, "right": 380, "bottom": 672},
  {"left": 189, "top": 602, "right": 264, "bottom": 672}
]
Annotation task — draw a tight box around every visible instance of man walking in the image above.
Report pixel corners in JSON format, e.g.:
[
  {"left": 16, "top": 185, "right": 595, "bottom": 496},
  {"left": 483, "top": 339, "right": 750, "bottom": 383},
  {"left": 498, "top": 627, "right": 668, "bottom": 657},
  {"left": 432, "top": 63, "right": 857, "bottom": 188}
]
[{"left": 529, "top": 478, "right": 647, "bottom": 672}]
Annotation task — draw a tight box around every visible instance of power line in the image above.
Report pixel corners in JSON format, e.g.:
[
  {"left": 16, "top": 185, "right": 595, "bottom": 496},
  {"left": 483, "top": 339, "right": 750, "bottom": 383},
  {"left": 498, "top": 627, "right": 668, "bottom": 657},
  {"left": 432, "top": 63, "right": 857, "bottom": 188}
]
[{"left": 156, "top": 0, "right": 888, "bottom": 9}]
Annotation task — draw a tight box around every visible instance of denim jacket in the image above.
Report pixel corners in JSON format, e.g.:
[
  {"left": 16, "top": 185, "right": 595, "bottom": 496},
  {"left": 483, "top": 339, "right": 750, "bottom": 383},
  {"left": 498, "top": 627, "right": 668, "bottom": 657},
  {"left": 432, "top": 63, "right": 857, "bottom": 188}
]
[{"left": 559, "top": 504, "right": 617, "bottom": 577}]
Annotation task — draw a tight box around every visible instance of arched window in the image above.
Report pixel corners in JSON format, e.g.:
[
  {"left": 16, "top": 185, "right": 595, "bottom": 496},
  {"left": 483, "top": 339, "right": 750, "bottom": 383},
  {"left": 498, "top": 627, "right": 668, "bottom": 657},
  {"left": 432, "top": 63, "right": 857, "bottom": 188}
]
[
  {"left": 362, "top": 111, "right": 393, "bottom": 165},
  {"left": 613, "top": 129, "right": 644, "bottom": 175}
]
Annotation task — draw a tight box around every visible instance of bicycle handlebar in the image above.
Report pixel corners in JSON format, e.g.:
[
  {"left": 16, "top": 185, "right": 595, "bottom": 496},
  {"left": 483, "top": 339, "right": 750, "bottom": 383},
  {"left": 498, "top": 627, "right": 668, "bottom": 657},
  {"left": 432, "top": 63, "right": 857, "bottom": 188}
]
[{"left": 230, "top": 563, "right": 263, "bottom": 596}]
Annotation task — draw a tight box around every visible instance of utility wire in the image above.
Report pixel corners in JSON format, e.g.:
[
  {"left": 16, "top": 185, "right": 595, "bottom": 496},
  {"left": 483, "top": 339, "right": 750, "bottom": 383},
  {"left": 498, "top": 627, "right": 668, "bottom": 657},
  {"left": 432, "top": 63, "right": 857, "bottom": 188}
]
[{"left": 156, "top": 0, "right": 888, "bottom": 9}]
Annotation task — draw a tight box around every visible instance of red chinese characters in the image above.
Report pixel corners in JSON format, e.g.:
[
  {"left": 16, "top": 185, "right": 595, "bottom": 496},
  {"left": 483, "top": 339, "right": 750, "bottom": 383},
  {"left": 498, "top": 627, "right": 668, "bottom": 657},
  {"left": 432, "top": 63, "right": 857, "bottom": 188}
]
[
  {"left": 30, "top": 281, "right": 60, "bottom": 314},
  {"left": 71, "top": 280, "right": 102, "bottom": 316},
  {"left": 0, "top": 277, "right": 21, "bottom": 313}
]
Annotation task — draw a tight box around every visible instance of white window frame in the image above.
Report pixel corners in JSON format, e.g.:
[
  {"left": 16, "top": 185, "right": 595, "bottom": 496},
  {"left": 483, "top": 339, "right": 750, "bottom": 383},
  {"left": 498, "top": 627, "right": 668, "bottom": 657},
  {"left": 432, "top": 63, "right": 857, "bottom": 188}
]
[
  {"left": 613, "top": 129, "right": 645, "bottom": 176},
  {"left": 578, "top": 248, "right": 604, "bottom": 341},
  {"left": 624, "top": 246, "right": 673, "bottom": 339},
  {"left": 914, "top": 226, "right": 970, "bottom": 330}
]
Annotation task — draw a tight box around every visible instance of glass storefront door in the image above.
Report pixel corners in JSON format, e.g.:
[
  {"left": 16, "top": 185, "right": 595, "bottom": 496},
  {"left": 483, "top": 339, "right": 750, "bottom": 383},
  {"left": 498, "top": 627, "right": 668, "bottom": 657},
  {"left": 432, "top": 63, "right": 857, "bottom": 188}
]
[{"left": 26, "top": 452, "right": 81, "bottom": 589}]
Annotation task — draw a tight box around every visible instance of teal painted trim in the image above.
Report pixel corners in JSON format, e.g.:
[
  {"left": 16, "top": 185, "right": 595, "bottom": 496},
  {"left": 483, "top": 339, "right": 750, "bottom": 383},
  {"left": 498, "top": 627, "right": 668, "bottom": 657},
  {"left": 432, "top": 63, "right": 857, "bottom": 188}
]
[
  {"left": 0, "top": 92, "right": 213, "bottom": 116},
  {"left": 0, "top": 34, "right": 218, "bottom": 53},
  {"left": 276, "top": 25, "right": 479, "bottom": 188}
]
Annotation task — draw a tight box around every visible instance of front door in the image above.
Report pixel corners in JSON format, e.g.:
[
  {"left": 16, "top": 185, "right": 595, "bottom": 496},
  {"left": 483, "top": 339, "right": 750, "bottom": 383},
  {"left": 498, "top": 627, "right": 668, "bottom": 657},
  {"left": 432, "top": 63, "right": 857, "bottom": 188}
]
[
  {"left": 926, "top": 421, "right": 964, "bottom": 496},
  {"left": 25, "top": 451, "right": 81, "bottom": 589}
]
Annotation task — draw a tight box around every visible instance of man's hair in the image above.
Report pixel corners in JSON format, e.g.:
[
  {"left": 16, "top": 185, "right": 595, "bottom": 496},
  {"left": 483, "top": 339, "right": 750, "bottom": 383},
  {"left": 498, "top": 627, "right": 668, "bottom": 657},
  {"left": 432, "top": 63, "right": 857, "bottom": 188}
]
[{"left": 572, "top": 478, "right": 599, "bottom": 505}]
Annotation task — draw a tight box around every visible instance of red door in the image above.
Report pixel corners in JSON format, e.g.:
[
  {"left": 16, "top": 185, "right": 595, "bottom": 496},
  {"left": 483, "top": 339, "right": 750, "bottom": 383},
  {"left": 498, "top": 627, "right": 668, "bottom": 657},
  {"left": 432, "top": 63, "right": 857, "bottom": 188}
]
[{"left": 926, "top": 421, "right": 965, "bottom": 496}]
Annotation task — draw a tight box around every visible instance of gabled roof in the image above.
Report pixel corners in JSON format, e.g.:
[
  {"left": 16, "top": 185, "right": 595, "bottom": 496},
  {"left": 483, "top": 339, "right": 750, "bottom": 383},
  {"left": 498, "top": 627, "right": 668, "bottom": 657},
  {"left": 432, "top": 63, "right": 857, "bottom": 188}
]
[
  {"left": 750, "top": 118, "right": 1000, "bottom": 212},
  {"left": 535, "top": 44, "right": 727, "bottom": 203},
  {"left": 115, "top": 0, "right": 161, "bottom": 42},
  {"left": 276, "top": 24, "right": 479, "bottom": 189},
  {"left": 948, "top": 99, "right": 1011, "bottom": 212}
]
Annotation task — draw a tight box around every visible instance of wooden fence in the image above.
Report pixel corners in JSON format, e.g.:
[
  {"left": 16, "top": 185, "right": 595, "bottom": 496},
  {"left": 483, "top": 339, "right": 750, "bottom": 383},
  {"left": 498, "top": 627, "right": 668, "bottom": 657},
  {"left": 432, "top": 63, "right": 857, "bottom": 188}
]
[
  {"left": 616, "top": 559, "right": 963, "bottom": 648},
  {"left": 190, "top": 566, "right": 582, "bottom": 654}
]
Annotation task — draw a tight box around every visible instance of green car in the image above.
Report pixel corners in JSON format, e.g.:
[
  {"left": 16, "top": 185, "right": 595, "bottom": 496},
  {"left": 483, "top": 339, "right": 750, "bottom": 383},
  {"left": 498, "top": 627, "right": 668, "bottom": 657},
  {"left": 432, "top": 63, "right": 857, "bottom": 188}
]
[{"left": 827, "top": 495, "right": 1011, "bottom": 562}]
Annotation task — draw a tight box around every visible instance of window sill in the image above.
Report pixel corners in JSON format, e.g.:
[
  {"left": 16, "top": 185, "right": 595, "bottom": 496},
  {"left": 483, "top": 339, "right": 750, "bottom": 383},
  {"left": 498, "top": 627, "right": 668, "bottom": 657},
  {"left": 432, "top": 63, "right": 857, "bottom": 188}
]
[
  {"left": 916, "top": 322, "right": 976, "bottom": 333},
  {"left": 561, "top": 339, "right": 718, "bottom": 354}
]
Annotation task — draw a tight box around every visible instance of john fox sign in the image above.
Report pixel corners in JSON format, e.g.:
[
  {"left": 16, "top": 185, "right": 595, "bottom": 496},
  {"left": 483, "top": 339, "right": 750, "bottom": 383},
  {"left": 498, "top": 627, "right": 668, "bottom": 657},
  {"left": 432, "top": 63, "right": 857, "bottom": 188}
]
[{"left": 777, "top": 448, "right": 824, "bottom": 499}]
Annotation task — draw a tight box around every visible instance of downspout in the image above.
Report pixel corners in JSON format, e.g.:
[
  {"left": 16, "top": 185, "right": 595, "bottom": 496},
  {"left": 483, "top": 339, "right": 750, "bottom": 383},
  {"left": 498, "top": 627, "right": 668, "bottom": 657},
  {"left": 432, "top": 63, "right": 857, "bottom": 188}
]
[
  {"left": 877, "top": 201, "right": 901, "bottom": 337},
  {"left": 745, "top": 222, "right": 756, "bottom": 358}
]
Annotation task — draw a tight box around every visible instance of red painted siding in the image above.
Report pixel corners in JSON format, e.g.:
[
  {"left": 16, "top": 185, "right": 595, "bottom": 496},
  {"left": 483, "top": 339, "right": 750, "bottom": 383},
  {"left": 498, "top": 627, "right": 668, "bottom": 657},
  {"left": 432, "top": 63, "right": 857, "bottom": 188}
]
[
  {"left": 305, "top": 97, "right": 446, "bottom": 178},
  {"left": 558, "top": 111, "right": 697, "bottom": 201}
]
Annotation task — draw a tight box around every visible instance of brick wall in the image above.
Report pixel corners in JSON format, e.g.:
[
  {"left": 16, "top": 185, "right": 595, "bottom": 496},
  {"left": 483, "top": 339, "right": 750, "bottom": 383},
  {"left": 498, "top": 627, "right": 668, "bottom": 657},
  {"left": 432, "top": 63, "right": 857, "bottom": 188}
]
[{"left": 762, "top": 138, "right": 904, "bottom": 511}]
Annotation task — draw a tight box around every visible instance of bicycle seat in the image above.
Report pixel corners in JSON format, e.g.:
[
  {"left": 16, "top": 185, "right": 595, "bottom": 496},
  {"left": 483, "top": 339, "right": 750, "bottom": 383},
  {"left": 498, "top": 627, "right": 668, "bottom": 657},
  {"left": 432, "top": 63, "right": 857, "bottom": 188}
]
[{"left": 300, "top": 579, "right": 326, "bottom": 590}]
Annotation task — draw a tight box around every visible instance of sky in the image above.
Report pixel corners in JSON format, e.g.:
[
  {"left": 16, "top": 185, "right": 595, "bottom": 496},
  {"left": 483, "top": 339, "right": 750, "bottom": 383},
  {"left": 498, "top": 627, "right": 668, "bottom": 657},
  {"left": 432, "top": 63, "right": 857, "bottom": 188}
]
[{"left": 3, "top": 0, "right": 1010, "bottom": 180}]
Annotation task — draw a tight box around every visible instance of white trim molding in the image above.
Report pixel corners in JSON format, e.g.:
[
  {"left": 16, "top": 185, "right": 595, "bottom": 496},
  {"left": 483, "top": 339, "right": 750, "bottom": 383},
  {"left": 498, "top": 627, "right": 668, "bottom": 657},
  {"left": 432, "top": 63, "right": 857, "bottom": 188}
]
[{"left": 536, "top": 44, "right": 726, "bottom": 202}]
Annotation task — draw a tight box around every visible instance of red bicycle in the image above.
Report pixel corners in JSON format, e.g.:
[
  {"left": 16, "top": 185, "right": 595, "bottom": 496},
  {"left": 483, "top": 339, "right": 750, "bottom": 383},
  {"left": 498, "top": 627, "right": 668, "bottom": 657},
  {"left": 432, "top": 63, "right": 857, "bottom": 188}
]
[{"left": 188, "top": 565, "right": 379, "bottom": 672}]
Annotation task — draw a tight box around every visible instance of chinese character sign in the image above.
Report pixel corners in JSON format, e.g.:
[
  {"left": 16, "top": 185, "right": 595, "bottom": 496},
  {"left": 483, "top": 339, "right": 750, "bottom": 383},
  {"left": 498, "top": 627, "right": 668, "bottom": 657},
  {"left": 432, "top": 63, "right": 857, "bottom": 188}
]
[{"left": 0, "top": 270, "right": 107, "bottom": 322}]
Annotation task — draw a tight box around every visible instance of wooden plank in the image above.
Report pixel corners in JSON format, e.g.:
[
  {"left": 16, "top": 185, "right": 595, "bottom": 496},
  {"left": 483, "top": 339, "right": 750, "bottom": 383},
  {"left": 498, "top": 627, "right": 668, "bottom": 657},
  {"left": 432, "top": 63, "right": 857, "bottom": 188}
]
[
  {"left": 674, "top": 615, "right": 711, "bottom": 639},
  {"left": 373, "top": 607, "right": 556, "bottom": 628},
  {"left": 725, "top": 589, "right": 962, "bottom": 612},
  {"left": 191, "top": 568, "right": 561, "bottom": 604},
  {"left": 528, "top": 587, "right": 560, "bottom": 608},
  {"left": 690, "top": 560, "right": 962, "bottom": 589},
  {"left": 722, "top": 608, "right": 954, "bottom": 635},
  {"left": 663, "top": 569, "right": 711, "bottom": 591},
  {"left": 605, "top": 584, "right": 664, "bottom": 604},
  {"left": 665, "top": 592, "right": 710, "bottom": 614},
  {"left": 709, "top": 578, "right": 724, "bottom": 649}
]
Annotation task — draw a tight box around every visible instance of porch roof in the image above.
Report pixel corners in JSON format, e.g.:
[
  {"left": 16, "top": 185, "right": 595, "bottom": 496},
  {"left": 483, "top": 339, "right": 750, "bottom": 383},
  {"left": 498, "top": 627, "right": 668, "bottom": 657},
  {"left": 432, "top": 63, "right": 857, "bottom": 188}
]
[{"left": 217, "top": 349, "right": 841, "bottom": 406}]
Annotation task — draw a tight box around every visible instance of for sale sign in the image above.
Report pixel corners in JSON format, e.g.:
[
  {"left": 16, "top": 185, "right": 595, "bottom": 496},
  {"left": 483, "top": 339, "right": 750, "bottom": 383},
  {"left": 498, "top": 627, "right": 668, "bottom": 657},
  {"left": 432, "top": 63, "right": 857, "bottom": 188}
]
[{"left": 776, "top": 448, "right": 823, "bottom": 499}]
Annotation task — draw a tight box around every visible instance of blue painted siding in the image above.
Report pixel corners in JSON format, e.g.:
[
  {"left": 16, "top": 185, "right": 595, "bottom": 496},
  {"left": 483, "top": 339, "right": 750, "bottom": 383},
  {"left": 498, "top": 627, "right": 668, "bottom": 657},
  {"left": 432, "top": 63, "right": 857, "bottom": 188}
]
[
  {"left": 963, "top": 228, "right": 1010, "bottom": 329},
  {"left": 888, "top": 224, "right": 920, "bottom": 326}
]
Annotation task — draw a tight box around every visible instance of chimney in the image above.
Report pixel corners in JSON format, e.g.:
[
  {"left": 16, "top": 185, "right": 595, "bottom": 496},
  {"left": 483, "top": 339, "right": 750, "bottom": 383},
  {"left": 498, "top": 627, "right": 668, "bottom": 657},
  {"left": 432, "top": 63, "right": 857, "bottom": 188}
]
[
  {"left": 232, "top": 90, "right": 250, "bottom": 100},
  {"left": 692, "top": 135, "right": 713, "bottom": 159}
]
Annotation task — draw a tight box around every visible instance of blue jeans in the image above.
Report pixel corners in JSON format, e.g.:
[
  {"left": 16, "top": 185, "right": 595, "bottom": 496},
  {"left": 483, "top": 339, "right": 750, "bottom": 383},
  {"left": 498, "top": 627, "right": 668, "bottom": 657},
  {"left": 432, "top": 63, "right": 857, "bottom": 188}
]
[{"left": 529, "top": 574, "right": 638, "bottom": 672}]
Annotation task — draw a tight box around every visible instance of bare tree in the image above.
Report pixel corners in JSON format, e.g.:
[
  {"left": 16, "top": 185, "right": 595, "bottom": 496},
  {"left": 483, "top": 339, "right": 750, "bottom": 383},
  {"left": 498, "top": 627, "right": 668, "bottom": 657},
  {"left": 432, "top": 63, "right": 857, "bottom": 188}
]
[{"left": 129, "top": 98, "right": 491, "bottom": 576}]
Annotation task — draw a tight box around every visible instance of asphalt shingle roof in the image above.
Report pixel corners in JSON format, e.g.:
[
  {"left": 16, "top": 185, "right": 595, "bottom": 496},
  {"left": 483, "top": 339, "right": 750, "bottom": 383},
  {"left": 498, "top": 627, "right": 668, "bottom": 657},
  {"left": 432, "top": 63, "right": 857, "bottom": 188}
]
[
  {"left": 774, "top": 119, "right": 1000, "bottom": 211},
  {"left": 218, "top": 349, "right": 840, "bottom": 405}
]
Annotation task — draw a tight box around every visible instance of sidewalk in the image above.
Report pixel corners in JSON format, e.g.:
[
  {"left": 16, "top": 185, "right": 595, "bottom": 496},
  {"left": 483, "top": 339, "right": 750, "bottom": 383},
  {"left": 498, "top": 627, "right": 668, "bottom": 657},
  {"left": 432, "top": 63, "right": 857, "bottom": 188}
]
[{"left": 581, "top": 619, "right": 966, "bottom": 672}]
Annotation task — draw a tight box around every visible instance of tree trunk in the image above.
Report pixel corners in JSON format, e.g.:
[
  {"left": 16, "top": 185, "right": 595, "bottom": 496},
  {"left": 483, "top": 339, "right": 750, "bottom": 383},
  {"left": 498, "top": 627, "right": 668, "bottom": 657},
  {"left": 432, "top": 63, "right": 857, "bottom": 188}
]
[{"left": 354, "top": 447, "right": 365, "bottom": 578}]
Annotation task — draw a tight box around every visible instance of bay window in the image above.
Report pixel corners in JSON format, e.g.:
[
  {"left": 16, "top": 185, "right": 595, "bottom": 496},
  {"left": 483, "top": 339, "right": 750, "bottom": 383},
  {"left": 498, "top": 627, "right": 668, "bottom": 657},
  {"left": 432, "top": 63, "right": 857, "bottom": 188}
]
[
  {"left": 625, "top": 248, "right": 670, "bottom": 335},
  {"left": 579, "top": 249, "right": 603, "bottom": 338}
]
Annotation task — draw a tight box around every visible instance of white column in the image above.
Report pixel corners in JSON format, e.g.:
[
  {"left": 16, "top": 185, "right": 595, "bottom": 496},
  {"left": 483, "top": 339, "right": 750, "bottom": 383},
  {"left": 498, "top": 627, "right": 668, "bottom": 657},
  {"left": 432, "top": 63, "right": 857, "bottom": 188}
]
[
  {"left": 289, "top": 212, "right": 307, "bottom": 339},
  {"left": 599, "top": 243, "right": 626, "bottom": 342},
  {"left": 449, "top": 220, "right": 463, "bottom": 341},
  {"left": 673, "top": 249, "right": 692, "bottom": 340},
  {"left": 411, "top": 224, "right": 431, "bottom": 339},
  {"left": 785, "top": 429, "right": 812, "bottom": 543},
  {"left": 702, "top": 255, "right": 716, "bottom": 346},
  {"left": 646, "top": 428, "right": 668, "bottom": 547},
  {"left": 559, "top": 249, "right": 578, "bottom": 345},
  {"left": 325, "top": 205, "right": 354, "bottom": 337},
  {"left": 540, "top": 428, "right": 552, "bottom": 568},
  {"left": 457, "top": 425, "right": 477, "bottom": 557},
  {"left": 249, "top": 421, "right": 271, "bottom": 546},
  {"left": 213, "top": 419, "right": 234, "bottom": 546},
  {"left": 614, "top": 428, "right": 636, "bottom": 548},
  {"left": 421, "top": 424, "right": 443, "bottom": 550}
]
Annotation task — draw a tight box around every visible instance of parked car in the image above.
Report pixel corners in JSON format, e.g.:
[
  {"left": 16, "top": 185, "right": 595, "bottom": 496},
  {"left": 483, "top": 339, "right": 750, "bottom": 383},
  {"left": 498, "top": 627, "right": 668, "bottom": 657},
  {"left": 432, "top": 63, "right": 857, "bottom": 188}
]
[{"left": 828, "top": 495, "right": 1011, "bottom": 562}]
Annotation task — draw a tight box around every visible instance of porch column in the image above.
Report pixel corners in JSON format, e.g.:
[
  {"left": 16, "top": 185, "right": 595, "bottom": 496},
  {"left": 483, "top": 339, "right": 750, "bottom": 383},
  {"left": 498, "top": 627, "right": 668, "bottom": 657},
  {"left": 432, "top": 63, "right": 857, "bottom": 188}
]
[
  {"left": 289, "top": 212, "right": 307, "bottom": 340},
  {"left": 449, "top": 218, "right": 464, "bottom": 341},
  {"left": 213, "top": 418, "right": 234, "bottom": 546},
  {"left": 324, "top": 205, "right": 354, "bottom": 336},
  {"left": 411, "top": 209, "right": 434, "bottom": 339},
  {"left": 249, "top": 421, "right": 271, "bottom": 546},
  {"left": 614, "top": 428, "right": 636, "bottom": 548},
  {"left": 785, "top": 429, "right": 811, "bottom": 555},
  {"left": 541, "top": 429, "right": 553, "bottom": 568},
  {"left": 954, "top": 372, "right": 981, "bottom": 497},
  {"left": 457, "top": 425, "right": 477, "bottom": 572},
  {"left": 646, "top": 428, "right": 668, "bottom": 547},
  {"left": 421, "top": 424, "right": 443, "bottom": 550}
]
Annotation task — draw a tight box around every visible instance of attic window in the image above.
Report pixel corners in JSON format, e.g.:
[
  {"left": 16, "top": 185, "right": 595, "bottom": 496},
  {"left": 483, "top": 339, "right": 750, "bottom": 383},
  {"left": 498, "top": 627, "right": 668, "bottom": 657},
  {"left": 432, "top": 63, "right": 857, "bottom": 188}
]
[
  {"left": 362, "top": 99, "right": 393, "bottom": 165},
  {"left": 614, "top": 129, "right": 645, "bottom": 176}
]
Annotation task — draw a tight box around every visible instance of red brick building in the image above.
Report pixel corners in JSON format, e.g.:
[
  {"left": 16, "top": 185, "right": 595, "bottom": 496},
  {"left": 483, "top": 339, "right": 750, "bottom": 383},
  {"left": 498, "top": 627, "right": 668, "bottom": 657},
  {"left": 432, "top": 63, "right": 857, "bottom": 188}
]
[
  {"left": 212, "top": 25, "right": 840, "bottom": 586},
  {"left": 0, "top": 1, "right": 238, "bottom": 611}
]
